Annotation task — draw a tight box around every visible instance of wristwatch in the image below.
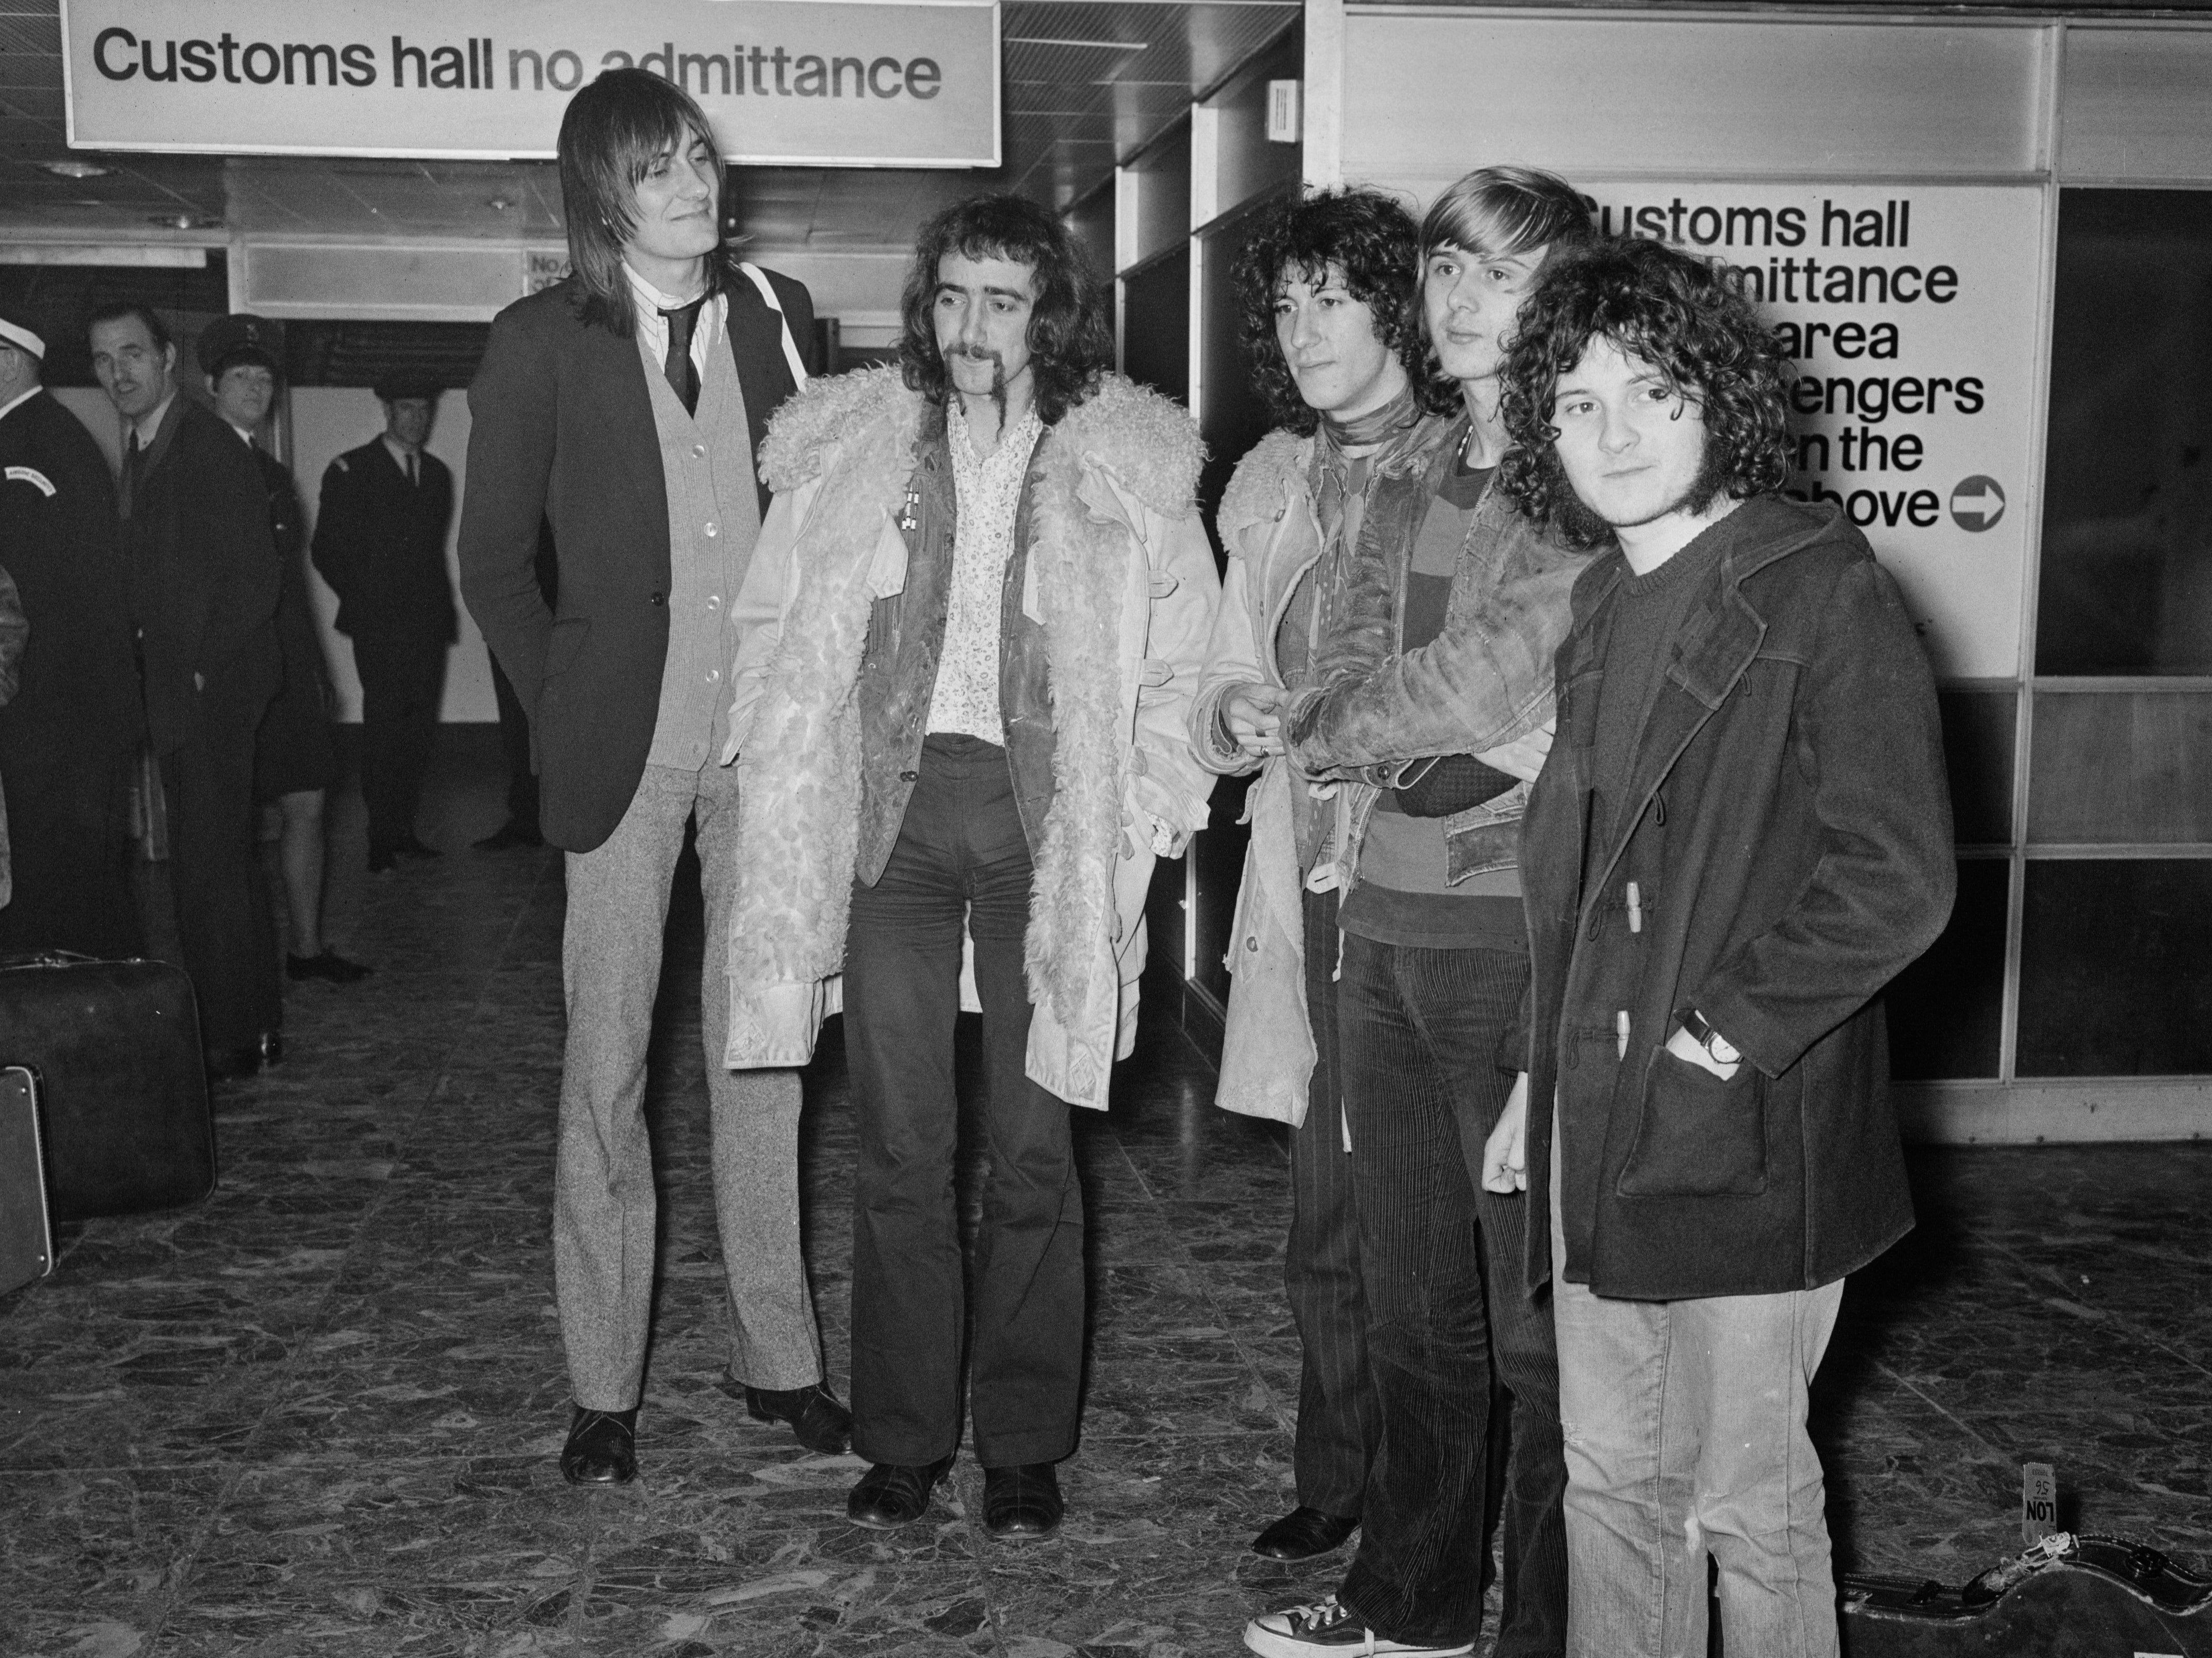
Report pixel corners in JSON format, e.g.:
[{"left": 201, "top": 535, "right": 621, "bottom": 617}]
[{"left": 1676, "top": 1007, "right": 1741, "bottom": 1066}]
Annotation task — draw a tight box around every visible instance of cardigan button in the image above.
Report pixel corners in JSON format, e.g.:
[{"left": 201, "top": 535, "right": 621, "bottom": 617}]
[{"left": 648, "top": 591, "right": 665, "bottom": 606}]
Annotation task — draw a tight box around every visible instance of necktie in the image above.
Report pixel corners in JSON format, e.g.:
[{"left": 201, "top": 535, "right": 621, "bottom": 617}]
[
  {"left": 122, "top": 430, "right": 141, "bottom": 517},
  {"left": 406, "top": 450, "right": 418, "bottom": 488},
  {"left": 660, "top": 295, "right": 707, "bottom": 417}
]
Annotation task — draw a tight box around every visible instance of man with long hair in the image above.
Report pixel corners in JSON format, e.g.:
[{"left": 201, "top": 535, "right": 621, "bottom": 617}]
[
  {"left": 460, "top": 68, "right": 842, "bottom": 1488},
  {"left": 1484, "top": 237, "right": 1952, "bottom": 1657},
  {"left": 1256, "top": 167, "right": 1595, "bottom": 1658},
  {"left": 1192, "top": 186, "right": 1437, "bottom": 1582},
  {"left": 719, "top": 191, "right": 1218, "bottom": 1539}
]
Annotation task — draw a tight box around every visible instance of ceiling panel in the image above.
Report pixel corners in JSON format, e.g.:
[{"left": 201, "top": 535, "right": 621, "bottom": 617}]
[{"left": 0, "top": 0, "right": 1296, "bottom": 253}]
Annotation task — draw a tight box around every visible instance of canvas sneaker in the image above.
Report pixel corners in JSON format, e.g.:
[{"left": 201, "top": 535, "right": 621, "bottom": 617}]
[{"left": 1242, "top": 1596, "right": 1475, "bottom": 1658}]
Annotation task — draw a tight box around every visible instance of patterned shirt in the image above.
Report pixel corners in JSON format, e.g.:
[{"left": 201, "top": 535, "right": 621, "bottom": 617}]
[{"left": 926, "top": 398, "right": 1044, "bottom": 743}]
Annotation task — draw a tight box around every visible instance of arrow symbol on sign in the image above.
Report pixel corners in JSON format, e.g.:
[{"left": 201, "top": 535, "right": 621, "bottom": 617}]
[{"left": 1950, "top": 475, "right": 2006, "bottom": 533}]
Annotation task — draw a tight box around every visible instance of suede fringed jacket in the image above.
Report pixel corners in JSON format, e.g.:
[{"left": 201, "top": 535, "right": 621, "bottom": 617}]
[{"left": 716, "top": 366, "right": 1221, "bottom": 1111}]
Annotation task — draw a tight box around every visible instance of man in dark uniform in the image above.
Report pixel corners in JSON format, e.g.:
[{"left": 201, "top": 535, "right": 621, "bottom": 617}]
[
  {"left": 0, "top": 307, "right": 143, "bottom": 958},
  {"left": 89, "top": 301, "right": 283, "bottom": 1078},
  {"left": 312, "top": 369, "right": 457, "bottom": 874},
  {"left": 199, "top": 314, "right": 365, "bottom": 983}
]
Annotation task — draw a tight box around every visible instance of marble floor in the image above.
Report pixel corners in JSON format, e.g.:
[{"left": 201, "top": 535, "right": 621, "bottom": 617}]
[{"left": 2, "top": 741, "right": 2208, "bottom": 1657}]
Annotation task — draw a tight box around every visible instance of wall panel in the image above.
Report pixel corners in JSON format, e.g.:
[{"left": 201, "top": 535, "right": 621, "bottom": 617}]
[{"left": 1342, "top": 12, "right": 2047, "bottom": 199}]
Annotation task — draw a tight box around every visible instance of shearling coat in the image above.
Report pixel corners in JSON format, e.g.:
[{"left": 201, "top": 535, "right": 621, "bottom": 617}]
[{"left": 718, "top": 367, "right": 1220, "bottom": 1111}]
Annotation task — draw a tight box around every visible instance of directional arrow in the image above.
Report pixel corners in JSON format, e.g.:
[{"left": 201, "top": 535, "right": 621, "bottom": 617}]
[{"left": 1950, "top": 475, "right": 2006, "bottom": 533}]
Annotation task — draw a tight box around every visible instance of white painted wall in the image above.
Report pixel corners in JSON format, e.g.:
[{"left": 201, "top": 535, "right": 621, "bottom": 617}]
[{"left": 54, "top": 384, "right": 493, "bottom": 724}]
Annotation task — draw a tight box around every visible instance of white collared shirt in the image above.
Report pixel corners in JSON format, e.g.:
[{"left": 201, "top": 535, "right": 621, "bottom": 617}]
[
  {"left": 128, "top": 390, "right": 176, "bottom": 452},
  {"left": 625, "top": 261, "right": 725, "bottom": 386},
  {"left": 925, "top": 398, "right": 1044, "bottom": 744},
  {"left": 381, "top": 434, "right": 423, "bottom": 480}
]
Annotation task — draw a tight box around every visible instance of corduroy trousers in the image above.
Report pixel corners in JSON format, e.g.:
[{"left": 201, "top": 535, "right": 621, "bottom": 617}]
[{"left": 1333, "top": 931, "right": 1569, "bottom": 1656}]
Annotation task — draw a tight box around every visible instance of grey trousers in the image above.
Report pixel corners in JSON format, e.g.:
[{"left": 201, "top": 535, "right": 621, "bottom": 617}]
[{"left": 555, "top": 760, "right": 824, "bottom": 1411}]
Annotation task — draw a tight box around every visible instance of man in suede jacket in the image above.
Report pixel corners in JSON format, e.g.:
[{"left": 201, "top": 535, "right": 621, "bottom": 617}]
[{"left": 1480, "top": 240, "right": 1952, "bottom": 1658}]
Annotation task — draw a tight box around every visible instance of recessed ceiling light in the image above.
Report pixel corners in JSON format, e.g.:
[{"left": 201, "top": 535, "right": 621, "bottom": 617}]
[
  {"left": 41, "top": 159, "right": 111, "bottom": 179},
  {"left": 487, "top": 197, "right": 514, "bottom": 212}
]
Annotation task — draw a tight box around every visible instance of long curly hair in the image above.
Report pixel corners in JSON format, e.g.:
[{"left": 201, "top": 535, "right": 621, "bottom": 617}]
[
  {"left": 1231, "top": 188, "right": 1430, "bottom": 435},
  {"left": 897, "top": 192, "right": 1112, "bottom": 426},
  {"left": 1498, "top": 237, "right": 1794, "bottom": 549}
]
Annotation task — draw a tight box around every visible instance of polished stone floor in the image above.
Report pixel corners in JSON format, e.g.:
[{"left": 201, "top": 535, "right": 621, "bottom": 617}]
[{"left": 2, "top": 742, "right": 2208, "bottom": 1657}]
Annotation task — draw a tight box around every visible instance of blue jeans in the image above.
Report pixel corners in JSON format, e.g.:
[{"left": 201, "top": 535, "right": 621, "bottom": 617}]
[{"left": 1550, "top": 1148, "right": 1845, "bottom": 1658}]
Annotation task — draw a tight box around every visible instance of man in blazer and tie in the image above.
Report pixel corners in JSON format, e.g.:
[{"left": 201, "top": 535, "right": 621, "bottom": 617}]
[
  {"left": 89, "top": 301, "right": 284, "bottom": 1079},
  {"left": 459, "top": 68, "right": 840, "bottom": 1485}
]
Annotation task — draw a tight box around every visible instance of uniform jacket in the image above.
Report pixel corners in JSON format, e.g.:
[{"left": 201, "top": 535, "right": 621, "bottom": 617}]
[
  {"left": 247, "top": 443, "right": 331, "bottom": 719},
  {"left": 0, "top": 560, "right": 23, "bottom": 907},
  {"left": 719, "top": 366, "right": 1220, "bottom": 1111},
  {"left": 121, "top": 397, "right": 281, "bottom": 755},
  {"left": 0, "top": 391, "right": 142, "bottom": 791},
  {"left": 1521, "top": 496, "right": 1954, "bottom": 1301},
  {"left": 459, "top": 262, "right": 815, "bottom": 853},
  {"left": 311, "top": 437, "right": 456, "bottom": 646}
]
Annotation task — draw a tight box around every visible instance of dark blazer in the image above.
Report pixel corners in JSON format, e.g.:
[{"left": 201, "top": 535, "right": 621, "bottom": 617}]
[
  {"left": 1518, "top": 497, "right": 1954, "bottom": 1302},
  {"left": 312, "top": 437, "right": 457, "bottom": 646},
  {"left": 0, "top": 390, "right": 143, "bottom": 778},
  {"left": 121, "top": 396, "right": 281, "bottom": 755},
  {"left": 459, "top": 260, "right": 815, "bottom": 853}
]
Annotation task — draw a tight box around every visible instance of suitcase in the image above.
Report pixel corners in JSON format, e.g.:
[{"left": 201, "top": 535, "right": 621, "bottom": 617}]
[
  {"left": 1842, "top": 1531, "right": 2212, "bottom": 1655},
  {"left": 0, "top": 953, "right": 215, "bottom": 1222},
  {"left": 0, "top": 1064, "right": 55, "bottom": 1296}
]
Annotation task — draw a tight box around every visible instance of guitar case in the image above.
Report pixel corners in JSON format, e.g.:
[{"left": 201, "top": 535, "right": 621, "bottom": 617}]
[{"left": 1842, "top": 1532, "right": 2212, "bottom": 1656}]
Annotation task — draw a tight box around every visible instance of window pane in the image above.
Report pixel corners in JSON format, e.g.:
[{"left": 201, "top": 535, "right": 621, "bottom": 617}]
[
  {"left": 2036, "top": 189, "right": 2212, "bottom": 676},
  {"left": 1886, "top": 858, "right": 2007, "bottom": 1081},
  {"left": 2018, "top": 859, "right": 2212, "bottom": 1075},
  {"left": 2029, "top": 688, "right": 2212, "bottom": 844},
  {"left": 1940, "top": 689, "right": 2014, "bottom": 845}
]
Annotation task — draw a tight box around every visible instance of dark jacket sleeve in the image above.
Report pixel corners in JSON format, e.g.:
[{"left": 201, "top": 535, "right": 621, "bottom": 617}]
[
  {"left": 459, "top": 306, "right": 560, "bottom": 713},
  {"left": 0, "top": 560, "right": 25, "bottom": 706},
  {"left": 310, "top": 452, "right": 363, "bottom": 606},
  {"left": 1696, "top": 557, "right": 1956, "bottom": 1076},
  {"left": 194, "top": 421, "right": 282, "bottom": 672}
]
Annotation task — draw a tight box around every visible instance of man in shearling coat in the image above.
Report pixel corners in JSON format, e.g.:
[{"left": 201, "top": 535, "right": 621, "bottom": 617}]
[{"left": 720, "top": 193, "right": 1219, "bottom": 1540}]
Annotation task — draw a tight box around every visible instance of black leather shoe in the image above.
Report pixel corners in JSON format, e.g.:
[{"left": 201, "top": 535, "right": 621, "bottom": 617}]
[
  {"left": 848, "top": 1457, "right": 952, "bottom": 1530},
  {"left": 367, "top": 847, "right": 397, "bottom": 875},
  {"left": 744, "top": 1381, "right": 852, "bottom": 1454},
  {"left": 559, "top": 1405, "right": 638, "bottom": 1485},
  {"left": 473, "top": 822, "right": 543, "bottom": 851},
  {"left": 394, "top": 836, "right": 443, "bottom": 861},
  {"left": 983, "top": 1463, "right": 1064, "bottom": 1540},
  {"left": 287, "top": 950, "right": 372, "bottom": 984},
  {"left": 1251, "top": 1505, "right": 1359, "bottom": 1560}
]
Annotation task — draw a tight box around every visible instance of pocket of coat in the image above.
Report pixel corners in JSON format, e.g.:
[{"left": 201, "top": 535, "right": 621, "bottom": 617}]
[
  {"left": 544, "top": 617, "right": 591, "bottom": 682},
  {"left": 1616, "top": 1047, "right": 1768, "bottom": 1197}
]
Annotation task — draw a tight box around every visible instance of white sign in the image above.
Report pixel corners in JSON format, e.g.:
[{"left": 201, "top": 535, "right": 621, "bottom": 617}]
[
  {"left": 1584, "top": 184, "right": 2046, "bottom": 680},
  {"left": 2021, "top": 1461, "right": 2057, "bottom": 1545},
  {"left": 60, "top": 0, "right": 1000, "bottom": 168}
]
